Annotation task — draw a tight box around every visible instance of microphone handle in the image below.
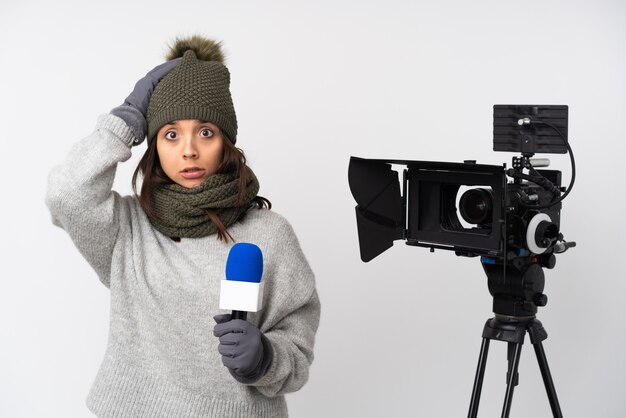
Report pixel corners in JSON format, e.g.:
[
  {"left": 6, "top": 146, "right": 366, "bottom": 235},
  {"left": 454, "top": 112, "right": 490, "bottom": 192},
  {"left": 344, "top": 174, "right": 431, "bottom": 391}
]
[{"left": 232, "top": 310, "right": 248, "bottom": 321}]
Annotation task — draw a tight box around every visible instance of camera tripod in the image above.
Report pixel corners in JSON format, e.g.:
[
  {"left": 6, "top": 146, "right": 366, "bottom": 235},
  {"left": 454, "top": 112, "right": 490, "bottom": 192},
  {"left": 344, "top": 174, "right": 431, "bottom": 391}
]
[{"left": 467, "top": 257, "right": 564, "bottom": 418}]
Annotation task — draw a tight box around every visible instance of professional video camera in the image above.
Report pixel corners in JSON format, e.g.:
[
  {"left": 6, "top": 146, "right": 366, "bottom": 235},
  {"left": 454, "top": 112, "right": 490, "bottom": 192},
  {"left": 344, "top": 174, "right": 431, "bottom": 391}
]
[{"left": 348, "top": 105, "right": 576, "bottom": 418}]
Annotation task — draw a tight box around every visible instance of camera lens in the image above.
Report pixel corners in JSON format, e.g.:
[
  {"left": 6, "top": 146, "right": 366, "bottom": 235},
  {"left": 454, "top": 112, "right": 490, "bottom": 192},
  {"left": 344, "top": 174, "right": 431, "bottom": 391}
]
[{"left": 460, "top": 188, "right": 493, "bottom": 225}]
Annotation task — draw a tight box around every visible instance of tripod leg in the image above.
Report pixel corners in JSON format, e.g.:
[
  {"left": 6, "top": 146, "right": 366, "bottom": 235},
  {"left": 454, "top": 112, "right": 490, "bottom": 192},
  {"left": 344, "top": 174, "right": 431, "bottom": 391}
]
[
  {"left": 506, "top": 342, "right": 519, "bottom": 387},
  {"left": 501, "top": 342, "right": 523, "bottom": 418},
  {"left": 468, "top": 338, "right": 490, "bottom": 418},
  {"left": 533, "top": 341, "right": 564, "bottom": 418}
]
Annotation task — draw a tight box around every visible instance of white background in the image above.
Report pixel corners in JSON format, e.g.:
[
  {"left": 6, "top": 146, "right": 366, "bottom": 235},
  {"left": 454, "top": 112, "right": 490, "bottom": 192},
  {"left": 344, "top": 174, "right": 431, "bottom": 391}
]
[{"left": 1, "top": 1, "right": 625, "bottom": 417}]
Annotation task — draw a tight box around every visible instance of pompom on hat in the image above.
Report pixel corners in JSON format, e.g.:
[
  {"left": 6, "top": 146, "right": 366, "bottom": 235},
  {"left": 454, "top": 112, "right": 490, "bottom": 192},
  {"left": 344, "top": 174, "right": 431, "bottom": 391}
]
[{"left": 146, "top": 35, "right": 238, "bottom": 145}]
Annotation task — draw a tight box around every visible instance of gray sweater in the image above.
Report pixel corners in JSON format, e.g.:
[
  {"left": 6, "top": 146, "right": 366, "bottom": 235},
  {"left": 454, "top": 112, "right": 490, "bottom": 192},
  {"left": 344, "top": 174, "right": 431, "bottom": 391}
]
[{"left": 44, "top": 113, "right": 321, "bottom": 418}]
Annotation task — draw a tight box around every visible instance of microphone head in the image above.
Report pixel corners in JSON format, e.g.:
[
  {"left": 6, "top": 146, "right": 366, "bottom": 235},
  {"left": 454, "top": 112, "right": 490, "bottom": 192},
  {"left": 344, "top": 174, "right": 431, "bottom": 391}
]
[{"left": 225, "top": 243, "right": 263, "bottom": 283}]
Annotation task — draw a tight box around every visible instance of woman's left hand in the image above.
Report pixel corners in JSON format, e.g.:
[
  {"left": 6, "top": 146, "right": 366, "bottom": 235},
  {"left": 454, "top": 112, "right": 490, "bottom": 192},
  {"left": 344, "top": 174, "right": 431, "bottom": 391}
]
[{"left": 213, "top": 314, "right": 268, "bottom": 378}]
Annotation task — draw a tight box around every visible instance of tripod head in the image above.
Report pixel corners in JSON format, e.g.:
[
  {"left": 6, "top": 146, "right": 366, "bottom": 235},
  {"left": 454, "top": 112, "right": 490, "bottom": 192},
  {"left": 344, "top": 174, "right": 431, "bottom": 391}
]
[{"left": 481, "top": 242, "right": 574, "bottom": 318}]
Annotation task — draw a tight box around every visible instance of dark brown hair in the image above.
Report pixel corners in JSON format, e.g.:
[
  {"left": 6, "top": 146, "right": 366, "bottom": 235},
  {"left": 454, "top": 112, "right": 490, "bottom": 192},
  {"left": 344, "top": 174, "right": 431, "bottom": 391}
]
[{"left": 131, "top": 125, "right": 271, "bottom": 243}]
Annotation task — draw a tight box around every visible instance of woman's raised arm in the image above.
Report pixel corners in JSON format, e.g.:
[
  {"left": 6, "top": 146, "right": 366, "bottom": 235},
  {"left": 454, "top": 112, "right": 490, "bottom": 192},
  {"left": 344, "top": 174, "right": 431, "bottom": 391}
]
[{"left": 44, "top": 114, "right": 135, "bottom": 288}]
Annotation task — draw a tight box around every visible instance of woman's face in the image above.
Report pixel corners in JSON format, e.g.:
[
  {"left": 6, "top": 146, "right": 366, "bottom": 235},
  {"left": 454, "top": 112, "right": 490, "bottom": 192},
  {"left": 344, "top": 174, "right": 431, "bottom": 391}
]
[{"left": 156, "top": 119, "right": 225, "bottom": 188}]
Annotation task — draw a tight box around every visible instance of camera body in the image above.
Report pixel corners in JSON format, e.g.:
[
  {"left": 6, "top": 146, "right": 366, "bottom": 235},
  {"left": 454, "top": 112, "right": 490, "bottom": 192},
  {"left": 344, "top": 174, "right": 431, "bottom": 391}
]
[
  {"left": 348, "top": 105, "right": 569, "bottom": 264},
  {"left": 405, "top": 159, "right": 562, "bottom": 259},
  {"left": 349, "top": 156, "right": 561, "bottom": 263}
]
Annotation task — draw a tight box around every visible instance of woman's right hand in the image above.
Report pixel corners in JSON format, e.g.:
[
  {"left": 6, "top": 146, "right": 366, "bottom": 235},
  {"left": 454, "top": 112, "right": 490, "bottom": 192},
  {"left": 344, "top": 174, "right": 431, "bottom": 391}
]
[{"left": 110, "top": 57, "right": 182, "bottom": 146}]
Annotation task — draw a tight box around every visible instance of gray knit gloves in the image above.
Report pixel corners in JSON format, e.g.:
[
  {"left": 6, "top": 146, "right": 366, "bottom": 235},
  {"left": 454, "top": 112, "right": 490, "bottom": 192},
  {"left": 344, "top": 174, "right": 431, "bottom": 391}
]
[
  {"left": 110, "top": 58, "right": 181, "bottom": 146},
  {"left": 213, "top": 314, "right": 274, "bottom": 384}
]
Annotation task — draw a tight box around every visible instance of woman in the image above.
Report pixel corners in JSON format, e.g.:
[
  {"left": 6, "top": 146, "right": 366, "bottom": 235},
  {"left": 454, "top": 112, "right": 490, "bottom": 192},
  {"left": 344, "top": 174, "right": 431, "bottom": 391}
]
[{"left": 45, "top": 34, "right": 321, "bottom": 418}]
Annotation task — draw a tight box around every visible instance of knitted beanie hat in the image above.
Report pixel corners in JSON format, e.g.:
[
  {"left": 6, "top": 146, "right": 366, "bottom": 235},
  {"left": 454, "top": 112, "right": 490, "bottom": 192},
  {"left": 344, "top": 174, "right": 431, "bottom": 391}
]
[{"left": 146, "top": 35, "right": 238, "bottom": 145}]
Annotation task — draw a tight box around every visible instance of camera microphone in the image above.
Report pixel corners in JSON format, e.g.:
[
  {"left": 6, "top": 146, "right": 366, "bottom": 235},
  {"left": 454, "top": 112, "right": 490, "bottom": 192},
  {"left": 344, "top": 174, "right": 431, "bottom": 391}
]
[{"left": 219, "top": 243, "right": 264, "bottom": 321}]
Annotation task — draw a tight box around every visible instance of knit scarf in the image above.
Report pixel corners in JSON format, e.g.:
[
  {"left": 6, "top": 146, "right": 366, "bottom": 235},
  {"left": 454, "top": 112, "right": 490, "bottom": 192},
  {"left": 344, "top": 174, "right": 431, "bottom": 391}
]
[{"left": 146, "top": 168, "right": 260, "bottom": 239}]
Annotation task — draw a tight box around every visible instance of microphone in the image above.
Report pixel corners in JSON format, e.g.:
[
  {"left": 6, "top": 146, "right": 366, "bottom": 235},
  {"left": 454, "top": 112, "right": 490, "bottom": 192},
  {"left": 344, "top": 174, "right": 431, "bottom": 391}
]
[{"left": 220, "top": 243, "right": 264, "bottom": 321}]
